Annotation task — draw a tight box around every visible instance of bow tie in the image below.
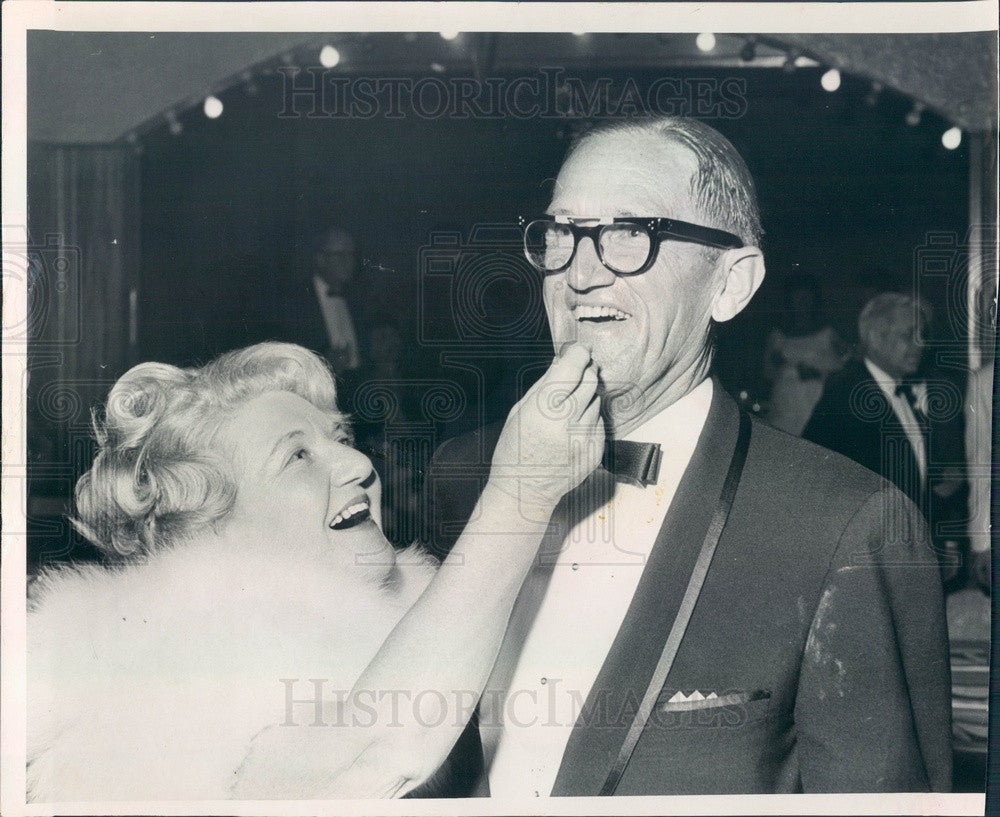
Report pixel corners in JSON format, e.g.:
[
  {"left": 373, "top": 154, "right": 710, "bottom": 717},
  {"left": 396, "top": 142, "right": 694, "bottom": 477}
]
[
  {"left": 895, "top": 381, "right": 923, "bottom": 410},
  {"left": 895, "top": 382, "right": 928, "bottom": 424},
  {"left": 602, "top": 440, "right": 662, "bottom": 486}
]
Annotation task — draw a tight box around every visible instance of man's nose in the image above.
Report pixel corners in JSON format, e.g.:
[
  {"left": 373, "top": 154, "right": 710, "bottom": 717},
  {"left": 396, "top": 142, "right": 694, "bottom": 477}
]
[{"left": 565, "top": 236, "right": 616, "bottom": 292}]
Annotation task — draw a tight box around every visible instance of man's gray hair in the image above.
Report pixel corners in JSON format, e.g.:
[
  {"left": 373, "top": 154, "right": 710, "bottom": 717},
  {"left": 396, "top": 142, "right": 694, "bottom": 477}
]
[
  {"left": 568, "top": 116, "right": 764, "bottom": 247},
  {"left": 858, "top": 292, "right": 932, "bottom": 351}
]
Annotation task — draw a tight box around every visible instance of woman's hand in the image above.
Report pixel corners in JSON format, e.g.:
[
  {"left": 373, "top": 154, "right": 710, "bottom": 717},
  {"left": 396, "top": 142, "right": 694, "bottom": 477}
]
[
  {"left": 230, "top": 344, "right": 605, "bottom": 801},
  {"left": 489, "top": 343, "right": 605, "bottom": 512}
]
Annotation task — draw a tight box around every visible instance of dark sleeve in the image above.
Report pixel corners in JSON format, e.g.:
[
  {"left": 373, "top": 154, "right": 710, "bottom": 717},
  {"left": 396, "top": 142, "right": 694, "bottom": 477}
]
[
  {"left": 420, "top": 428, "right": 500, "bottom": 560},
  {"left": 801, "top": 379, "right": 843, "bottom": 452},
  {"left": 794, "top": 484, "right": 952, "bottom": 792}
]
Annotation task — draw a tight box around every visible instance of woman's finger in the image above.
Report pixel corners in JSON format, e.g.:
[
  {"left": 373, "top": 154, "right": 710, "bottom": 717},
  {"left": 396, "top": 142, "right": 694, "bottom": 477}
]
[
  {"left": 570, "top": 369, "right": 600, "bottom": 420},
  {"left": 542, "top": 344, "right": 592, "bottom": 404},
  {"left": 578, "top": 391, "right": 603, "bottom": 426}
]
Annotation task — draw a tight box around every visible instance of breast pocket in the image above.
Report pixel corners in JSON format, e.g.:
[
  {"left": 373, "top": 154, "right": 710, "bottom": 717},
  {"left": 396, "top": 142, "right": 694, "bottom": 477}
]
[
  {"left": 650, "top": 689, "right": 772, "bottom": 730},
  {"left": 620, "top": 689, "right": 783, "bottom": 794}
]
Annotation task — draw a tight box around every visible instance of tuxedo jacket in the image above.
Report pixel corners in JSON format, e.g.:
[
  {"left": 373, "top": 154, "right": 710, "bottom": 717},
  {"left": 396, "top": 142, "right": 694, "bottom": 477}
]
[
  {"left": 423, "top": 382, "right": 952, "bottom": 795},
  {"left": 802, "top": 359, "right": 965, "bottom": 516},
  {"left": 274, "top": 276, "right": 362, "bottom": 362}
]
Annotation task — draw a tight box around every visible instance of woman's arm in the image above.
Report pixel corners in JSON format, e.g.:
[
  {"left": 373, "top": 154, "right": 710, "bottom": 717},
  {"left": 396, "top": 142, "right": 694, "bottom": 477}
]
[{"left": 233, "top": 344, "right": 604, "bottom": 798}]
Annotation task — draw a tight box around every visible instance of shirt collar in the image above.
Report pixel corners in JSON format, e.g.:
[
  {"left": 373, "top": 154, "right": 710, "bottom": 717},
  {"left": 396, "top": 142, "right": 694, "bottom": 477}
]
[
  {"left": 621, "top": 377, "right": 714, "bottom": 450},
  {"left": 863, "top": 357, "right": 899, "bottom": 388},
  {"left": 865, "top": 357, "right": 927, "bottom": 407},
  {"left": 313, "top": 275, "right": 344, "bottom": 299}
]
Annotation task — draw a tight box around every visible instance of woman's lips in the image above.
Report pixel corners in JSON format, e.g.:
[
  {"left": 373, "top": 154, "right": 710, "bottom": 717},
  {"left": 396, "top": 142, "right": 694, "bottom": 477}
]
[{"left": 329, "top": 494, "right": 371, "bottom": 530}]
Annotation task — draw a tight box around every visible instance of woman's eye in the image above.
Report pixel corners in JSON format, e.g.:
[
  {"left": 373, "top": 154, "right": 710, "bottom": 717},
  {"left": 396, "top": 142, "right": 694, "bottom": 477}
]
[{"left": 288, "top": 448, "right": 310, "bottom": 465}]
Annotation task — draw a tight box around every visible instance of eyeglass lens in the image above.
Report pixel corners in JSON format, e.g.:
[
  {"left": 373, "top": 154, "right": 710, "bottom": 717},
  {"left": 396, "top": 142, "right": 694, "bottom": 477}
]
[{"left": 524, "top": 221, "right": 653, "bottom": 274}]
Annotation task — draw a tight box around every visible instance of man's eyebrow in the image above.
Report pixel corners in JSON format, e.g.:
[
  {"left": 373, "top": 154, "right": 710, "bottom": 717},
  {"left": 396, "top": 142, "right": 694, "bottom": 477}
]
[{"left": 546, "top": 208, "right": 647, "bottom": 218}]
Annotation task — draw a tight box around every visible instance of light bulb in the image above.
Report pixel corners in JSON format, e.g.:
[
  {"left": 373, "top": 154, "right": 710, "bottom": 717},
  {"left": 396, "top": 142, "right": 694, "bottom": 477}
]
[
  {"left": 820, "top": 69, "right": 841, "bottom": 92},
  {"left": 905, "top": 103, "right": 924, "bottom": 127},
  {"left": 695, "top": 32, "right": 716, "bottom": 53},
  {"left": 203, "top": 96, "right": 223, "bottom": 119},
  {"left": 319, "top": 45, "right": 341, "bottom": 68},
  {"left": 942, "top": 127, "right": 962, "bottom": 150}
]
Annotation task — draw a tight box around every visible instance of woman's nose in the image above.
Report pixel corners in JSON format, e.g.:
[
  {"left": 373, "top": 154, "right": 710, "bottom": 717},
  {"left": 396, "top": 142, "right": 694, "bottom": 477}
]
[
  {"left": 329, "top": 442, "right": 375, "bottom": 488},
  {"left": 566, "top": 237, "right": 616, "bottom": 292}
]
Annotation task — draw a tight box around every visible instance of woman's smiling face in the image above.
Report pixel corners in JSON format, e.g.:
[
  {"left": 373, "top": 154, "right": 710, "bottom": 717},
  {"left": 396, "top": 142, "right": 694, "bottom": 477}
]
[{"left": 217, "top": 390, "right": 396, "bottom": 582}]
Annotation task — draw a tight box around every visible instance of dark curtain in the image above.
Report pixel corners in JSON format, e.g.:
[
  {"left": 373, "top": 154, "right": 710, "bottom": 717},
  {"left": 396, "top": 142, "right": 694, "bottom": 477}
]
[{"left": 26, "top": 144, "right": 140, "bottom": 564}]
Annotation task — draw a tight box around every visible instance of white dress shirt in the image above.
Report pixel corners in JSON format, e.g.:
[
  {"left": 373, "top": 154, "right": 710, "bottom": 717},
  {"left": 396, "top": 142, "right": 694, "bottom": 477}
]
[
  {"left": 863, "top": 358, "right": 927, "bottom": 486},
  {"left": 312, "top": 275, "right": 360, "bottom": 370},
  {"left": 481, "top": 378, "right": 714, "bottom": 797}
]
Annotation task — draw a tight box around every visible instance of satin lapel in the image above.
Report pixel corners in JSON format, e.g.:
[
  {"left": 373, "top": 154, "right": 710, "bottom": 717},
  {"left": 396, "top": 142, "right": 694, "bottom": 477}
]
[
  {"left": 550, "top": 380, "right": 741, "bottom": 796},
  {"left": 862, "top": 372, "right": 923, "bottom": 508}
]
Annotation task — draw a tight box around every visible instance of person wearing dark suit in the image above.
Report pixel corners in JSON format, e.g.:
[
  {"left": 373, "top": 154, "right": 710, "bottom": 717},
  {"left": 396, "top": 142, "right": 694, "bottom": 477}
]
[
  {"left": 277, "top": 226, "right": 362, "bottom": 375},
  {"left": 424, "top": 117, "right": 951, "bottom": 796},
  {"left": 803, "top": 293, "right": 967, "bottom": 570}
]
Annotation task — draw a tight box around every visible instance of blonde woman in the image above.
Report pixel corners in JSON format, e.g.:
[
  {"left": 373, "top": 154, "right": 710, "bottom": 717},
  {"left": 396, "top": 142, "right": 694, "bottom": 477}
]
[{"left": 28, "top": 341, "right": 602, "bottom": 800}]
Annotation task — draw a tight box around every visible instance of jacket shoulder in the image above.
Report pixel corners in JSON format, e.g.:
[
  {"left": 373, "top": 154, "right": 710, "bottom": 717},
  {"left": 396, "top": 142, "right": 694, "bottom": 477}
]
[
  {"left": 746, "top": 417, "right": 895, "bottom": 526},
  {"left": 752, "top": 417, "right": 883, "bottom": 488}
]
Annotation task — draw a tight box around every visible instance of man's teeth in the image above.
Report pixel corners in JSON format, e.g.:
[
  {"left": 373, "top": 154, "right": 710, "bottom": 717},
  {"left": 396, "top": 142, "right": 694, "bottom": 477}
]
[
  {"left": 330, "top": 501, "right": 370, "bottom": 529},
  {"left": 575, "top": 305, "right": 630, "bottom": 321}
]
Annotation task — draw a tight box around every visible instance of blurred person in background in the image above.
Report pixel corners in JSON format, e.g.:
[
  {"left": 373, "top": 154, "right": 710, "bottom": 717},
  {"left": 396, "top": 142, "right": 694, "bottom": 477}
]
[
  {"left": 804, "top": 292, "right": 967, "bottom": 579},
  {"left": 965, "top": 355, "right": 994, "bottom": 593},
  {"left": 342, "top": 315, "right": 425, "bottom": 547},
  {"left": 762, "top": 273, "right": 849, "bottom": 435},
  {"left": 278, "top": 225, "right": 362, "bottom": 375}
]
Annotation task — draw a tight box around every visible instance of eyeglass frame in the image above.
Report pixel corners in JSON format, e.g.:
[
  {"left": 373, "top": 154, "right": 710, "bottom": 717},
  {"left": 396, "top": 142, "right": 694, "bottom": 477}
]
[{"left": 519, "top": 215, "right": 745, "bottom": 277}]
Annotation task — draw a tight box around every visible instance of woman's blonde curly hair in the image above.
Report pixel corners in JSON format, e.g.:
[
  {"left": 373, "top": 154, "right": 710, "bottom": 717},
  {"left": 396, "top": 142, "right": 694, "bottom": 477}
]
[{"left": 73, "top": 342, "right": 342, "bottom": 559}]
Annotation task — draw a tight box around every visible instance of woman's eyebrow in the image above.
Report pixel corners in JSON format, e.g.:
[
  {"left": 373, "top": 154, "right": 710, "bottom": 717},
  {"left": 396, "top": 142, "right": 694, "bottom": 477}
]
[
  {"left": 265, "top": 429, "right": 305, "bottom": 465},
  {"left": 324, "top": 413, "right": 350, "bottom": 439}
]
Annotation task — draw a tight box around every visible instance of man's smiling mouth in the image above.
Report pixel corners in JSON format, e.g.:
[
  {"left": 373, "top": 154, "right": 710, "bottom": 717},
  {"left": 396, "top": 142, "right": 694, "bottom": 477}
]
[{"left": 574, "top": 304, "right": 632, "bottom": 322}]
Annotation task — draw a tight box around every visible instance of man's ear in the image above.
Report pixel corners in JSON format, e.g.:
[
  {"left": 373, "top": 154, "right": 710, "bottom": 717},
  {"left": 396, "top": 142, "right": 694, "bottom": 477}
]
[{"left": 711, "top": 248, "right": 766, "bottom": 323}]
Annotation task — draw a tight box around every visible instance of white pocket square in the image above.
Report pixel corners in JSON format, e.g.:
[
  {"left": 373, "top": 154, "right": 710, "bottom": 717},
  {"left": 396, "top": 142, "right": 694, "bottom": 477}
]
[
  {"left": 658, "top": 689, "right": 769, "bottom": 714},
  {"left": 666, "top": 690, "right": 718, "bottom": 704}
]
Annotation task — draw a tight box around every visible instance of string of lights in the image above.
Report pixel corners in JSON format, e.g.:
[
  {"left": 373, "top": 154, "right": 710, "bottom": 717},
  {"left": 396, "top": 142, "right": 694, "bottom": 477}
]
[{"left": 131, "top": 33, "right": 967, "bottom": 153}]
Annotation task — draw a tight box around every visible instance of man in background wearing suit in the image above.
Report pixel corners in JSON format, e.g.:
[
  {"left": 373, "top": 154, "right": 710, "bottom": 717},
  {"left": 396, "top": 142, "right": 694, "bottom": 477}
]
[
  {"left": 804, "top": 293, "right": 967, "bottom": 577},
  {"left": 426, "top": 117, "right": 951, "bottom": 795},
  {"left": 279, "top": 225, "right": 361, "bottom": 375}
]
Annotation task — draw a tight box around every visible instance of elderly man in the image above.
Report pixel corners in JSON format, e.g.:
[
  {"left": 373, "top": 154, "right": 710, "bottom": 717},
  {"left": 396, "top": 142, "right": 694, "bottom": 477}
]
[
  {"left": 426, "top": 117, "right": 951, "bottom": 795},
  {"left": 804, "top": 293, "right": 967, "bottom": 572}
]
